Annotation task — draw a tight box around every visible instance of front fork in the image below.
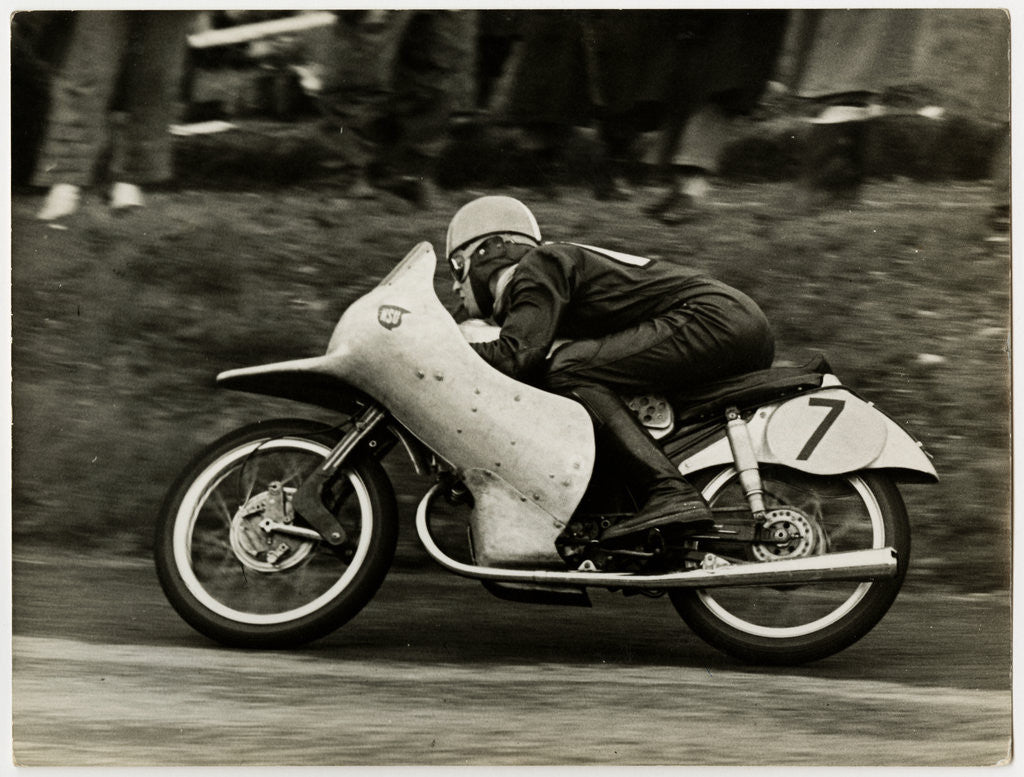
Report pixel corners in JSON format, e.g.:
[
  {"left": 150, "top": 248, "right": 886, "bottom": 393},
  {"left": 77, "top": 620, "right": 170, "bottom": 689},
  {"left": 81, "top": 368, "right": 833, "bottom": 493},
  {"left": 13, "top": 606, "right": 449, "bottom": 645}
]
[{"left": 291, "top": 402, "right": 391, "bottom": 545}]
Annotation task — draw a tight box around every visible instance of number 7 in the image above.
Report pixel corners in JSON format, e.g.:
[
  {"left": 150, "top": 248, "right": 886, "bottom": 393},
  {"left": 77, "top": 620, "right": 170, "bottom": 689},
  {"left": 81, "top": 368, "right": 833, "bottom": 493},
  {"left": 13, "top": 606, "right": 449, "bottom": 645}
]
[{"left": 797, "top": 397, "right": 847, "bottom": 460}]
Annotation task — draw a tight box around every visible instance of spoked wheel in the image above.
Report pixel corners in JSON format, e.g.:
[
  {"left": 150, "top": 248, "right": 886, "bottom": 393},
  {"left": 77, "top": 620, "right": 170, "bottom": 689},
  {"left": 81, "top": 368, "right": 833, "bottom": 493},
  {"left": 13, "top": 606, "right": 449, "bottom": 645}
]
[
  {"left": 155, "top": 419, "right": 397, "bottom": 648},
  {"left": 670, "top": 465, "right": 910, "bottom": 665}
]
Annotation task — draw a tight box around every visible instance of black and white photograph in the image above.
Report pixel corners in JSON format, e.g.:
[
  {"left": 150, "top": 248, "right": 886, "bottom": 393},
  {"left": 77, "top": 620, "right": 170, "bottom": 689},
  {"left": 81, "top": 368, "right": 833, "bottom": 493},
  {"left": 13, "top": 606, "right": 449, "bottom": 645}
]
[{"left": 6, "top": 5, "right": 1014, "bottom": 768}]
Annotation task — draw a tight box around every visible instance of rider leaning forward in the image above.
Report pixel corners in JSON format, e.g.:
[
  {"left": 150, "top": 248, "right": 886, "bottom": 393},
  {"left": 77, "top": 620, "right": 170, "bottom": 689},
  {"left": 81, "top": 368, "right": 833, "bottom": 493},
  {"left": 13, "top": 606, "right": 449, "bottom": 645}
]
[{"left": 446, "top": 195, "right": 775, "bottom": 542}]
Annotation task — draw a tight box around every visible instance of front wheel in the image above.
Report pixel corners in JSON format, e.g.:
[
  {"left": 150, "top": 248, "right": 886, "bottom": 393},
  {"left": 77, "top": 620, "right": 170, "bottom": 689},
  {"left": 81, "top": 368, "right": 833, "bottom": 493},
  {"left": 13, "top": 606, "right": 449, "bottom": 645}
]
[
  {"left": 155, "top": 419, "right": 398, "bottom": 648},
  {"left": 670, "top": 466, "right": 910, "bottom": 665}
]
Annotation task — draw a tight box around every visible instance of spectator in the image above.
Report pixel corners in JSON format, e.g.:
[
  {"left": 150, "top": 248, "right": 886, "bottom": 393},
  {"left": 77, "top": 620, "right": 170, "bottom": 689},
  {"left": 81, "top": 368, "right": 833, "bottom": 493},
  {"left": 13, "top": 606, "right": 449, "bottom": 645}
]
[
  {"left": 314, "top": 10, "right": 477, "bottom": 208},
  {"left": 486, "top": 10, "right": 590, "bottom": 197},
  {"left": 11, "top": 12, "right": 76, "bottom": 188},
  {"left": 487, "top": 10, "right": 674, "bottom": 201},
  {"left": 782, "top": 10, "right": 926, "bottom": 205},
  {"left": 973, "top": 14, "right": 1010, "bottom": 237},
  {"left": 582, "top": 11, "right": 681, "bottom": 201},
  {"left": 644, "top": 11, "right": 788, "bottom": 224},
  {"left": 32, "top": 11, "right": 196, "bottom": 221},
  {"left": 474, "top": 11, "right": 524, "bottom": 113}
]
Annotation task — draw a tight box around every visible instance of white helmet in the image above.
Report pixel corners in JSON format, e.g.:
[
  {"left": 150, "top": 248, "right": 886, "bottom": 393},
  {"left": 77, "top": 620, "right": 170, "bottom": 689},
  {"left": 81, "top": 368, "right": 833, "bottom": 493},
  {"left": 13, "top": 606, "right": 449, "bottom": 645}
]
[{"left": 445, "top": 196, "right": 541, "bottom": 260}]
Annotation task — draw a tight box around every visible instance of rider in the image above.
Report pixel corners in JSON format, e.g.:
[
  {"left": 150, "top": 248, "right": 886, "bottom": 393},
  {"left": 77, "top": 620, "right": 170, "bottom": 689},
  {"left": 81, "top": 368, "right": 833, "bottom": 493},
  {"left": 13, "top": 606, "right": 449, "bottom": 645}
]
[{"left": 446, "top": 195, "right": 775, "bottom": 541}]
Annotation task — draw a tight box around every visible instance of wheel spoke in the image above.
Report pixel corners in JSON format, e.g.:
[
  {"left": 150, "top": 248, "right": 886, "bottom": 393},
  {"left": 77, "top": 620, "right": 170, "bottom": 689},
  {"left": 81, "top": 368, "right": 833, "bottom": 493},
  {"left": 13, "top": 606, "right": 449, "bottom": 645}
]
[
  {"left": 209, "top": 489, "right": 235, "bottom": 529},
  {"left": 278, "top": 452, "right": 313, "bottom": 487}
]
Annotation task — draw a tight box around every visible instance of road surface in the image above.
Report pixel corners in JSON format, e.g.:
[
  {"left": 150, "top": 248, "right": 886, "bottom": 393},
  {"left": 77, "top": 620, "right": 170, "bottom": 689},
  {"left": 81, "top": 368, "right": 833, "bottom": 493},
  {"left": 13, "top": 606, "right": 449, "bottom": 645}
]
[{"left": 11, "top": 550, "right": 1012, "bottom": 766}]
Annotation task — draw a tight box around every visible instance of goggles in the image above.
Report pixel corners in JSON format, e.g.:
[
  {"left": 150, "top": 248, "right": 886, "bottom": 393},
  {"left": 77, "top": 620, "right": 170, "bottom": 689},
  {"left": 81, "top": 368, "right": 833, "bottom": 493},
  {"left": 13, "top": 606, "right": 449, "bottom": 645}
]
[
  {"left": 448, "top": 247, "right": 472, "bottom": 283},
  {"left": 447, "top": 236, "right": 505, "bottom": 283}
]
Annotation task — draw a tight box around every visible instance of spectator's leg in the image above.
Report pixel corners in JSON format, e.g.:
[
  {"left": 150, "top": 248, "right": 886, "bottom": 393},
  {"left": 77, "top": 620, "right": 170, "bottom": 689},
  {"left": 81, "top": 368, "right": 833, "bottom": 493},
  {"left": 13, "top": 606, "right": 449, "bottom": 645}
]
[
  {"left": 988, "top": 125, "right": 1010, "bottom": 235},
  {"left": 315, "top": 11, "right": 409, "bottom": 196},
  {"left": 111, "top": 11, "right": 195, "bottom": 204},
  {"left": 649, "top": 102, "right": 738, "bottom": 224},
  {"left": 642, "top": 108, "right": 691, "bottom": 221},
  {"left": 383, "top": 10, "right": 478, "bottom": 205},
  {"left": 33, "top": 11, "right": 130, "bottom": 218}
]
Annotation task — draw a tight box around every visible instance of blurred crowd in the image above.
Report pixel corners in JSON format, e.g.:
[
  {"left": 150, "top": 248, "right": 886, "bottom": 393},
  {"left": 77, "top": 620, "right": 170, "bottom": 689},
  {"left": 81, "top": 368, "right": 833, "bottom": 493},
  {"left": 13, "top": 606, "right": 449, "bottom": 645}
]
[{"left": 11, "top": 9, "right": 1010, "bottom": 229}]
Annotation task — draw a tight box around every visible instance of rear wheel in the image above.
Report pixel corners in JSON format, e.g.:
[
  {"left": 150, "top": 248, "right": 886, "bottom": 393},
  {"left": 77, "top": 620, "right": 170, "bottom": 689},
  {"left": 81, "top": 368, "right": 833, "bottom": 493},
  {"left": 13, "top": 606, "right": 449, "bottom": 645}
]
[
  {"left": 154, "top": 419, "right": 398, "bottom": 648},
  {"left": 670, "top": 466, "right": 910, "bottom": 665}
]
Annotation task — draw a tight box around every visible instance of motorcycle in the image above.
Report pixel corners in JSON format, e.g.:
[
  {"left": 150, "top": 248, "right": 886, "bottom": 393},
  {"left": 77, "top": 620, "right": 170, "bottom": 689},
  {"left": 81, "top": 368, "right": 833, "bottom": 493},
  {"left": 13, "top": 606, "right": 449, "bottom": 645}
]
[{"left": 154, "top": 242, "right": 937, "bottom": 665}]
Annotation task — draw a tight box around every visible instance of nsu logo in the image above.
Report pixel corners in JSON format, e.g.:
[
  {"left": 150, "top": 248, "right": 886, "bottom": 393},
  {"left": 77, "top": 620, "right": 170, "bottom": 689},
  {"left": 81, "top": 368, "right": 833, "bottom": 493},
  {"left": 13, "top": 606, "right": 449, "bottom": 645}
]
[{"left": 377, "top": 305, "right": 410, "bottom": 330}]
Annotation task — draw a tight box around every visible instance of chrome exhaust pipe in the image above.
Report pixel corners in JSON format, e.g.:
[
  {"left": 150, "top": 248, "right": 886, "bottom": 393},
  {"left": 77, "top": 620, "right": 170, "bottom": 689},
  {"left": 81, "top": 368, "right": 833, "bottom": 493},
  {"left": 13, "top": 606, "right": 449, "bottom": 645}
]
[{"left": 415, "top": 484, "right": 898, "bottom": 589}]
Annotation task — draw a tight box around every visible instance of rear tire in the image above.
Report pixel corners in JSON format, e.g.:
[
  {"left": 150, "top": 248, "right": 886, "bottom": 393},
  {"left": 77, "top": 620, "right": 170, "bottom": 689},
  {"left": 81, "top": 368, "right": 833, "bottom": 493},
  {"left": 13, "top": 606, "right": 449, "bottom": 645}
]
[
  {"left": 670, "top": 466, "right": 910, "bottom": 665},
  {"left": 154, "top": 419, "right": 398, "bottom": 648}
]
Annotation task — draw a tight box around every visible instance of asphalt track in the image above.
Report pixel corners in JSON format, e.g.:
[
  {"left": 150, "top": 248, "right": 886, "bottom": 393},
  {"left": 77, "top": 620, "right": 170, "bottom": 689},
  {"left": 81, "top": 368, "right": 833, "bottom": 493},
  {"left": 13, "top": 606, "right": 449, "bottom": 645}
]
[{"left": 10, "top": 549, "right": 1012, "bottom": 767}]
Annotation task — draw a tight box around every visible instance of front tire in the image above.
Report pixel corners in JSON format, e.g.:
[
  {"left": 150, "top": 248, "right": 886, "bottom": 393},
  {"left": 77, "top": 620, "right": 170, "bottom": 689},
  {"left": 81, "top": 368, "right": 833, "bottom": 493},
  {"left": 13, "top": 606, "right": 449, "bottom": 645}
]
[
  {"left": 155, "top": 419, "right": 398, "bottom": 648},
  {"left": 670, "top": 466, "right": 910, "bottom": 665}
]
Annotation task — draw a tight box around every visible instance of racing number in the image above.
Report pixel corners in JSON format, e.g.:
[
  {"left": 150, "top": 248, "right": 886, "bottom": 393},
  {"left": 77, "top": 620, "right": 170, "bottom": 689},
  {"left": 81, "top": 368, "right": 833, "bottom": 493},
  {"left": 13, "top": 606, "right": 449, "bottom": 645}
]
[{"left": 796, "top": 397, "right": 847, "bottom": 460}]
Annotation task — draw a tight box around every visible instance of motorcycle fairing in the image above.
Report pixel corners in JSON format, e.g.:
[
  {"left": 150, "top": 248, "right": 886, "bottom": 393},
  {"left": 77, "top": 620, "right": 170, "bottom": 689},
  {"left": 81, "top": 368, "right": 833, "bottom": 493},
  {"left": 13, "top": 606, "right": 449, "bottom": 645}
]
[
  {"left": 218, "top": 242, "right": 596, "bottom": 531},
  {"left": 463, "top": 468, "right": 566, "bottom": 567},
  {"left": 678, "top": 385, "right": 938, "bottom": 482}
]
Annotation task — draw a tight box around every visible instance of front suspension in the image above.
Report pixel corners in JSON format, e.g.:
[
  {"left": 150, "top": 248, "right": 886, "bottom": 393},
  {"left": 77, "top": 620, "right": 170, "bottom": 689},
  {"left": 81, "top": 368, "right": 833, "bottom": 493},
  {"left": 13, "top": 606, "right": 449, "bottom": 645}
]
[{"left": 291, "top": 403, "right": 390, "bottom": 545}]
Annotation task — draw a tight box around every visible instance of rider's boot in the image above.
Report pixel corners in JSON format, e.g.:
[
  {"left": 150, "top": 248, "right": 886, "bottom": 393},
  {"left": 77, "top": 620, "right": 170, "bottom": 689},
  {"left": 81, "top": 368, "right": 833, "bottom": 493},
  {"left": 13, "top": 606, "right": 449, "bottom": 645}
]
[{"left": 567, "top": 384, "right": 714, "bottom": 541}]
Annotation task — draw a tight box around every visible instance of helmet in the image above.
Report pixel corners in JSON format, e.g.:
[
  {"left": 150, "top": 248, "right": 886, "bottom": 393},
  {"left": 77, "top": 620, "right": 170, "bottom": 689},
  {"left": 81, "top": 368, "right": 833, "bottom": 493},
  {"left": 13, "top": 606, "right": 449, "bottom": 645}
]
[{"left": 445, "top": 196, "right": 541, "bottom": 260}]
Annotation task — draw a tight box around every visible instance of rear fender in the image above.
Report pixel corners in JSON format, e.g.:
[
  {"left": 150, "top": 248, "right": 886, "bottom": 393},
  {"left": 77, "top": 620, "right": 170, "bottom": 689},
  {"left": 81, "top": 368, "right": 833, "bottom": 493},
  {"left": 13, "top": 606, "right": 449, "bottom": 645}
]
[{"left": 678, "top": 385, "right": 938, "bottom": 483}]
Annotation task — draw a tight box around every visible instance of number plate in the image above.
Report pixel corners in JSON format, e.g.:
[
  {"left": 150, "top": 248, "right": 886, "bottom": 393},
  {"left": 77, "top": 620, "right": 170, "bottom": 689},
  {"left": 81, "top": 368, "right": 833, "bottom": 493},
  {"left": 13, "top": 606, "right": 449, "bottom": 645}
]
[{"left": 764, "top": 388, "right": 887, "bottom": 474}]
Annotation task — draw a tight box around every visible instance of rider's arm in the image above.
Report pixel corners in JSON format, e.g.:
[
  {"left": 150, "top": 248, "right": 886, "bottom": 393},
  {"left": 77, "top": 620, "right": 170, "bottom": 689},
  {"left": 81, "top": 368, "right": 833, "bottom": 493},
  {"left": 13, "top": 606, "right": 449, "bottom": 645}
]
[{"left": 470, "top": 249, "right": 573, "bottom": 384}]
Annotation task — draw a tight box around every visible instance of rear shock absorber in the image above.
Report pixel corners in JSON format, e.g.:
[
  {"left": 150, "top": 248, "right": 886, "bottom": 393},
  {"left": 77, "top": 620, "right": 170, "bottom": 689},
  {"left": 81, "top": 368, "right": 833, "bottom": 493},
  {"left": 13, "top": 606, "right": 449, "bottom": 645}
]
[{"left": 724, "top": 406, "right": 767, "bottom": 521}]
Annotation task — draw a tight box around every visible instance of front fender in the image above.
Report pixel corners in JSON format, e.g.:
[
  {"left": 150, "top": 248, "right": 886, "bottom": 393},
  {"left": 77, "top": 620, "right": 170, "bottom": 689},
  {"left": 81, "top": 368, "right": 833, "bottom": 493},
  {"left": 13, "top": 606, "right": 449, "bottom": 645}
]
[
  {"left": 679, "top": 386, "right": 938, "bottom": 483},
  {"left": 217, "top": 357, "right": 370, "bottom": 416}
]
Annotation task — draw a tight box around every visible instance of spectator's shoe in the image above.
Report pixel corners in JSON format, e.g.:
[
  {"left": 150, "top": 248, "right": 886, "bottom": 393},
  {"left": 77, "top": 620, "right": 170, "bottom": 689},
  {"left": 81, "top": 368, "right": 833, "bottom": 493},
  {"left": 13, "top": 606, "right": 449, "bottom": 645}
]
[
  {"left": 985, "top": 205, "right": 1010, "bottom": 244},
  {"left": 379, "top": 175, "right": 437, "bottom": 209},
  {"left": 594, "top": 174, "right": 632, "bottom": 201},
  {"left": 344, "top": 172, "right": 379, "bottom": 200},
  {"left": 644, "top": 173, "right": 709, "bottom": 224},
  {"left": 800, "top": 118, "right": 865, "bottom": 208},
  {"left": 37, "top": 184, "right": 81, "bottom": 221},
  {"left": 110, "top": 182, "right": 145, "bottom": 211},
  {"left": 989, "top": 204, "right": 1010, "bottom": 233},
  {"left": 645, "top": 190, "right": 704, "bottom": 225}
]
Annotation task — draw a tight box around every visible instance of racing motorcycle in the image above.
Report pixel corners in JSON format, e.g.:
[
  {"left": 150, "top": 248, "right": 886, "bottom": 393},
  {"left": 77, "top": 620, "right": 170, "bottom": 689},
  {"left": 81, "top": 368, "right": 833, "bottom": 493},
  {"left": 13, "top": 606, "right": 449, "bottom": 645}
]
[{"left": 154, "top": 242, "right": 937, "bottom": 665}]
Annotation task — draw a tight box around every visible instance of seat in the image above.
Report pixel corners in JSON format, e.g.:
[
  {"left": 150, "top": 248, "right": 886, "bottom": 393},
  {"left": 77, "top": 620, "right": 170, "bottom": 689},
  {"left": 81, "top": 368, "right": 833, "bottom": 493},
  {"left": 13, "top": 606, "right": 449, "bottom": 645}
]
[{"left": 670, "top": 354, "right": 834, "bottom": 427}]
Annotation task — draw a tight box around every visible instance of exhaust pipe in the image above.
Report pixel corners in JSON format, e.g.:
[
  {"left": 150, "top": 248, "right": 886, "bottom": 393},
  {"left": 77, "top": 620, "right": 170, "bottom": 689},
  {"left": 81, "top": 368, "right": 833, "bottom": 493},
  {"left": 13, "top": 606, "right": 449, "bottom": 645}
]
[{"left": 415, "top": 484, "right": 898, "bottom": 589}]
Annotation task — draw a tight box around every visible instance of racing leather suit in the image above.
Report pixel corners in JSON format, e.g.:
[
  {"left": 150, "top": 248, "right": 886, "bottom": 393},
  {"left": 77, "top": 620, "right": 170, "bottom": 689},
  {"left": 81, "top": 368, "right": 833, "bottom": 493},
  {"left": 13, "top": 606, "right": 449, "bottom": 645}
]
[{"left": 471, "top": 242, "right": 775, "bottom": 393}]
